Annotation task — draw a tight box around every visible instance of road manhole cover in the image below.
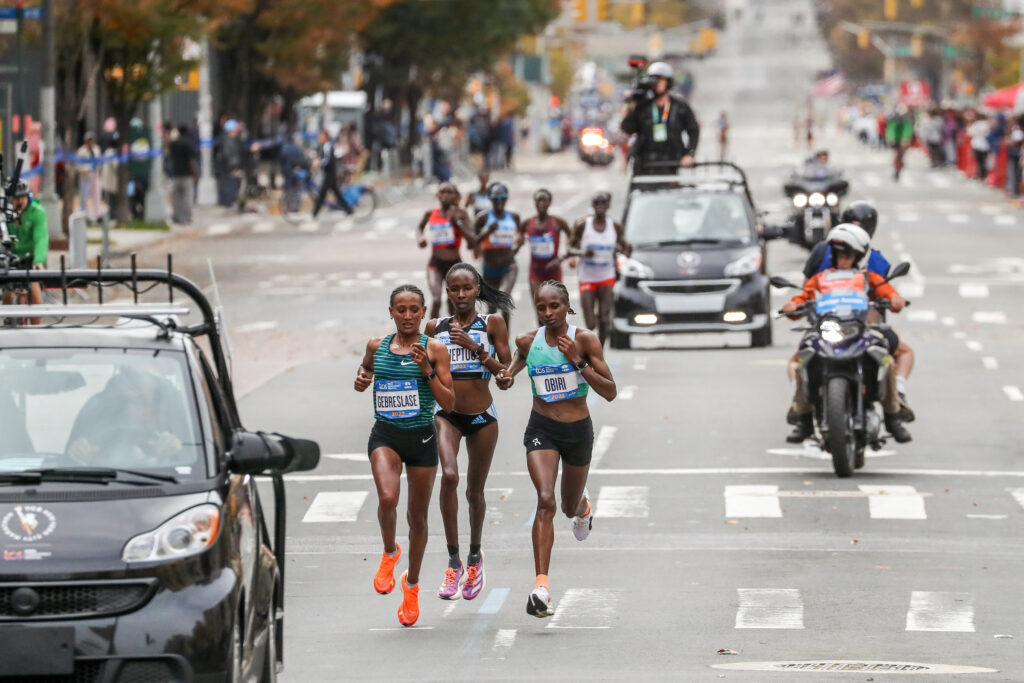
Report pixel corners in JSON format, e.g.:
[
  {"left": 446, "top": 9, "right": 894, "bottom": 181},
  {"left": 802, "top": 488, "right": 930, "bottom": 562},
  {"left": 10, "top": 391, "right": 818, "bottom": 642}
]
[{"left": 711, "top": 661, "right": 997, "bottom": 674}]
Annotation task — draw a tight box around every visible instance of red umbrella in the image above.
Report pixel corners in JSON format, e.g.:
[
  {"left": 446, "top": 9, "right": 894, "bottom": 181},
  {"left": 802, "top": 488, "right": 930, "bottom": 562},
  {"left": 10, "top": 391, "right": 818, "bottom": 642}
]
[{"left": 982, "top": 82, "right": 1023, "bottom": 109}]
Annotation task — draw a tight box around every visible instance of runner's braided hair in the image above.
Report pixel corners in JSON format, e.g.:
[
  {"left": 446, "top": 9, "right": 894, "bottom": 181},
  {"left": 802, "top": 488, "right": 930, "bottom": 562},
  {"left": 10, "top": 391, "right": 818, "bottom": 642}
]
[
  {"left": 537, "top": 280, "right": 575, "bottom": 315},
  {"left": 389, "top": 283, "right": 426, "bottom": 306},
  {"left": 446, "top": 262, "right": 515, "bottom": 313},
  {"left": 533, "top": 188, "right": 552, "bottom": 201}
]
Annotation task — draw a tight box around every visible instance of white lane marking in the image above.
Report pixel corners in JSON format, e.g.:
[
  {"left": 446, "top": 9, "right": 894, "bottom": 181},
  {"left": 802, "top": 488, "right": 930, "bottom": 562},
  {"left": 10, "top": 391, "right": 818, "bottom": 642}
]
[
  {"left": 356, "top": 271, "right": 371, "bottom": 280},
  {"left": 299, "top": 221, "right": 320, "bottom": 233},
  {"left": 858, "top": 485, "right": 927, "bottom": 520},
  {"left": 315, "top": 320, "right": 341, "bottom": 331},
  {"left": 632, "top": 356, "right": 648, "bottom": 371},
  {"left": 619, "top": 385, "right": 637, "bottom": 400},
  {"left": 953, "top": 331, "right": 967, "bottom": 340},
  {"left": 767, "top": 444, "right": 894, "bottom": 460},
  {"left": 442, "top": 602, "right": 458, "bottom": 618},
  {"left": 375, "top": 217, "right": 398, "bottom": 231},
  {"left": 958, "top": 283, "right": 989, "bottom": 298},
  {"left": 982, "top": 357, "right": 999, "bottom": 370},
  {"left": 207, "top": 223, "right": 234, "bottom": 236},
  {"left": 1003, "top": 385, "right": 1024, "bottom": 402},
  {"left": 980, "top": 204, "right": 1002, "bottom": 215},
  {"left": 492, "top": 629, "right": 517, "bottom": 659},
  {"left": 235, "top": 320, "right": 278, "bottom": 333},
  {"left": 485, "top": 487, "right": 513, "bottom": 522},
  {"left": 906, "top": 592, "right": 974, "bottom": 632},
  {"left": 972, "top": 311, "right": 1007, "bottom": 324},
  {"left": 863, "top": 173, "right": 881, "bottom": 187},
  {"left": 251, "top": 221, "right": 275, "bottom": 233},
  {"left": 996, "top": 214, "right": 1017, "bottom": 226},
  {"left": 906, "top": 309, "right": 937, "bottom": 323},
  {"left": 895, "top": 212, "right": 919, "bottom": 223},
  {"left": 735, "top": 588, "right": 804, "bottom": 629},
  {"left": 967, "top": 514, "right": 1007, "bottom": 520},
  {"left": 1008, "top": 488, "right": 1024, "bottom": 510},
  {"left": 283, "top": 467, "right": 1024, "bottom": 482},
  {"left": 381, "top": 271, "right": 399, "bottom": 280},
  {"left": 333, "top": 221, "right": 352, "bottom": 233},
  {"left": 965, "top": 340, "right": 983, "bottom": 352},
  {"left": 590, "top": 425, "right": 618, "bottom": 470},
  {"left": 301, "top": 491, "right": 369, "bottom": 522},
  {"left": 929, "top": 175, "right": 951, "bottom": 189},
  {"left": 595, "top": 486, "right": 650, "bottom": 518},
  {"left": 940, "top": 316, "right": 957, "bottom": 327},
  {"left": 725, "top": 485, "right": 782, "bottom": 518},
  {"left": 546, "top": 588, "right": 617, "bottom": 629},
  {"left": 477, "top": 587, "right": 510, "bottom": 614},
  {"left": 323, "top": 452, "right": 364, "bottom": 461},
  {"left": 948, "top": 214, "right": 969, "bottom": 224}
]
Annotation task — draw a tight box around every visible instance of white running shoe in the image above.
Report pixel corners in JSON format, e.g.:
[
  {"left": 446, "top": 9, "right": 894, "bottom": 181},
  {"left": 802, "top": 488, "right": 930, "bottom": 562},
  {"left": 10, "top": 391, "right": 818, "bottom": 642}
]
[
  {"left": 526, "top": 586, "right": 554, "bottom": 618},
  {"left": 571, "top": 488, "right": 593, "bottom": 541}
]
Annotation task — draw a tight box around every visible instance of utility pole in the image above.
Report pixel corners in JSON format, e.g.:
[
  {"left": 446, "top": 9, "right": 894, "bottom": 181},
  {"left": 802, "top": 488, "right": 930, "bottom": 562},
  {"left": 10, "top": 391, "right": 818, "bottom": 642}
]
[
  {"left": 39, "top": 0, "right": 59, "bottom": 237},
  {"left": 143, "top": 96, "right": 168, "bottom": 223},
  {"left": 196, "top": 37, "right": 217, "bottom": 206}
]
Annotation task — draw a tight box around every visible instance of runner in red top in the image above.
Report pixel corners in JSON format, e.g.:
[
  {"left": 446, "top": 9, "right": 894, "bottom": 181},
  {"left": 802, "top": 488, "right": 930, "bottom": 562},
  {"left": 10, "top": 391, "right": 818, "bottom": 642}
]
[
  {"left": 417, "top": 182, "right": 476, "bottom": 318},
  {"left": 515, "top": 189, "right": 573, "bottom": 321}
]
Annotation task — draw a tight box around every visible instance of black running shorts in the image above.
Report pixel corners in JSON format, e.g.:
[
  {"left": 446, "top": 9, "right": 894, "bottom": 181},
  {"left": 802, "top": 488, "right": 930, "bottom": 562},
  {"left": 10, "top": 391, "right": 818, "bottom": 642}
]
[
  {"left": 368, "top": 420, "right": 438, "bottom": 468},
  {"left": 523, "top": 410, "right": 594, "bottom": 467}
]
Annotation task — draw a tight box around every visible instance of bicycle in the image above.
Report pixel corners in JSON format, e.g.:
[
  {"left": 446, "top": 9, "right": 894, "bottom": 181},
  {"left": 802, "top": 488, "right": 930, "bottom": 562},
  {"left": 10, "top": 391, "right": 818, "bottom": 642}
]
[{"left": 279, "top": 168, "right": 377, "bottom": 223}]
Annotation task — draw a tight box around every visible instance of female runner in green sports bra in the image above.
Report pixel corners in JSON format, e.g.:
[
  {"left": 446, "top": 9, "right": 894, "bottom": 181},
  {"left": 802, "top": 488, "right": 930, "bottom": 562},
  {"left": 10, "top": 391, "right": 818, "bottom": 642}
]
[
  {"left": 496, "top": 280, "right": 617, "bottom": 619},
  {"left": 354, "top": 284, "right": 455, "bottom": 627}
]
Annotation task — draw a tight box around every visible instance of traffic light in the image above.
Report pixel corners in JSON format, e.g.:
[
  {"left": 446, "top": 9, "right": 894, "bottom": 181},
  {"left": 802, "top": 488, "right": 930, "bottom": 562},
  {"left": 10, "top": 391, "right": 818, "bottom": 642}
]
[
  {"left": 884, "top": 0, "right": 898, "bottom": 20},
  {"left": 596, "top": 0, "right": 609, "bottom": 21},
  {"left": 858, "top": 29, "right": 870, "bottom": 49},
  {"left": 911, "top": 34, "right": 922, "bottom": 57},
  {"left": 573, "top": 0, "right": 587, "bottom": 22}
]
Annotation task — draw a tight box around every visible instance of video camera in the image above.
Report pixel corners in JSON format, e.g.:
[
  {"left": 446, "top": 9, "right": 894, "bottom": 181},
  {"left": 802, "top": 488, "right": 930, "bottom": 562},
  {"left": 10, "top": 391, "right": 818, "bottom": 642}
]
[
  {"left": 0, "top": 142, "right": 29, "bottom": 274},
  {"left": 625, "top": 55, "right": 656, "bottom": 104}
]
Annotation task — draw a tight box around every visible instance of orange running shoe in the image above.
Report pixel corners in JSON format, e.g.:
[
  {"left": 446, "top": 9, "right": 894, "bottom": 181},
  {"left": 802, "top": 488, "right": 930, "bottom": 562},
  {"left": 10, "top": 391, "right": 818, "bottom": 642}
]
[
  {"left": 373, "top": 545, "right": 401, "bottom": 594},
  {"left": 397, "top": 572, "right": 420, "bottom": 627}
]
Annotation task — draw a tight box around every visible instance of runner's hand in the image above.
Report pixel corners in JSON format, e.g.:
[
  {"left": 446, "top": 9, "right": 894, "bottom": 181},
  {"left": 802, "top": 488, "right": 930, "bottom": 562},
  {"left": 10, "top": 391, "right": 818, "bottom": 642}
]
[
  {"left": 418, "top": 239, "right": 427, "bottom": 249},
  {"left": 354, "top": 366, "right": 372, "bottom": 392},
  {"left": 680, "top": 155, "right": 695, "bottom": 168},
  {"left": 556, "top": 335, "right": 582, "bottom": 366},
  {"left": 448, "top": 322, "right": 475, "bottom": 349},
  {"left": 495, "top": 370, "right": 513, "bottom": 390},
  {"left": 410, "top": 343, "right": 432, "bottom": 374},
  {"left": 567, "top": 256, "right": 577, "bottom": 268}
]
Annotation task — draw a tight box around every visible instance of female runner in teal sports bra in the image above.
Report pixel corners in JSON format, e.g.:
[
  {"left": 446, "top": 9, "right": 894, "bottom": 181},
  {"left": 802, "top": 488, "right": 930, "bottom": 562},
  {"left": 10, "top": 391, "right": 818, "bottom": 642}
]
[
  {"left": 496, "top": 280, "right": 617, "bottom": 619},
  {"left": 355, "top": 284, "right": 455, "bottom": 627}
]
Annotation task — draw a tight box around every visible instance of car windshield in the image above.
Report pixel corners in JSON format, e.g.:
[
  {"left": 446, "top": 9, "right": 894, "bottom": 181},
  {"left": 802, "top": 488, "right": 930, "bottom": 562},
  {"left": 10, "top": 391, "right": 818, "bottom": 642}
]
[
  {"left": 626, "top": 192, "right": 753, "bottom": 245},
  {"left": 0, "top": 348, "right": 204, "bottom": 480}
]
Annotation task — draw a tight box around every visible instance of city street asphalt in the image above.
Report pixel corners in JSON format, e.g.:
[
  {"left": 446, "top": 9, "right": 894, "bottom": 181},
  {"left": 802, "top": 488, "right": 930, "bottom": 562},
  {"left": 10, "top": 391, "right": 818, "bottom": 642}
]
[{"left": 126, "top": 0, "right": 1024, "bottom": 679}]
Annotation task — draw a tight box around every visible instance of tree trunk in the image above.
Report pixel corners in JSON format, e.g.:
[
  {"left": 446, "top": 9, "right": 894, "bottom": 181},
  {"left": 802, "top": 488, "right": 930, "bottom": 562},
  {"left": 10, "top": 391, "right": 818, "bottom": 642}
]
[{"left": 113, "top": 111, "right": 132, "bottom": 223}]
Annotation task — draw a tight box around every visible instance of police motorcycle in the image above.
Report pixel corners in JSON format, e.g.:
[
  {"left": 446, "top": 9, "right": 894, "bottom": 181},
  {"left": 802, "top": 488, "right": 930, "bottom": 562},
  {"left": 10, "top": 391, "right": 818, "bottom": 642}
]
[
  {"left": 783, "top": 162, "right": 849, "bottom": 249},
  {"left": 770, "top": 262, "right": 911, "bottom": 478}
]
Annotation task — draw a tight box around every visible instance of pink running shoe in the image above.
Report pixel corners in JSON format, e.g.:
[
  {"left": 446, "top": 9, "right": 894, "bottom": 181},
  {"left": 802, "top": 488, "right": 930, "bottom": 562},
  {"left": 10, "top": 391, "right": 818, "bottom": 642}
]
[
  {"left": 461, "top": 552, "right": 485, "bottom": 600},
  {"left": 438, "top": 563, "right": 464, "bottom": 600}
]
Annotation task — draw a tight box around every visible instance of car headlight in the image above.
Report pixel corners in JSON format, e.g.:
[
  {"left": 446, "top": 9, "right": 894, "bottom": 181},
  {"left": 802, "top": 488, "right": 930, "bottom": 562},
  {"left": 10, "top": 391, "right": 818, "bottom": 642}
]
[
  {"left": 123, "top": 504, "right": 221, "bottom": 563},
  {"left": 808, "top": 192, "right": 826, "bottom": 208},
  {"left": 818, "top": 318, "right": 862, "bottom": 345},
  {"left": 793, "top": 193, "right": 808, "bottom": 208},
  {"left": 723, "top": 248, "right": 763, "bottom": 277},
  {"left": 616, "top": 254, "right": 654, "bottom": 279},
  {"left": 826, "top": 192, "right": 839, "bottom": 207}
]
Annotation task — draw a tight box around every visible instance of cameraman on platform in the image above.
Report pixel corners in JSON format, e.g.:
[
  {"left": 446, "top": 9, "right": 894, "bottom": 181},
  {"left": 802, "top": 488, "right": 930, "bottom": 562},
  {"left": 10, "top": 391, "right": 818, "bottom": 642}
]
[{"left": 621, "top": 61, "right": 700, "bottom": 175}]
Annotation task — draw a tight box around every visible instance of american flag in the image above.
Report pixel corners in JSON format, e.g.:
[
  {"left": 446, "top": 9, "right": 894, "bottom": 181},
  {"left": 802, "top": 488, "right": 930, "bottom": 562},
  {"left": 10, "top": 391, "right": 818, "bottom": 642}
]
[{"left": 814, "top": 72, "right": 845, "bottom": 98}]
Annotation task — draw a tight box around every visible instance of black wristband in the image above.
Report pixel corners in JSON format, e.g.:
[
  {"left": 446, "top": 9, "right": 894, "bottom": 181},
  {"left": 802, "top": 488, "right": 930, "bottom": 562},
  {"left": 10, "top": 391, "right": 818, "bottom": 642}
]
[
  {"left": 474, "top": 343, "right": 486, "bottom": 359},
  {"left": 426, "top": 370, "right": 437, "bottom": 381}
]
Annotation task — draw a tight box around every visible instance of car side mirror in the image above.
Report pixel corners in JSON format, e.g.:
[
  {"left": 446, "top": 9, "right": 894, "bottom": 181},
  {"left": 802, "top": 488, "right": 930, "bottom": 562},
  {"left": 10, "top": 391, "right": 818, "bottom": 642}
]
[
  {"left": 760, "top": 223, "right": 783, "bottom": 241},
  {"left": 228, "top": 431, "right": 321, "bottom": 475},
  {"left": 769, "top": 275, "right": 799, "bottom": 289}
]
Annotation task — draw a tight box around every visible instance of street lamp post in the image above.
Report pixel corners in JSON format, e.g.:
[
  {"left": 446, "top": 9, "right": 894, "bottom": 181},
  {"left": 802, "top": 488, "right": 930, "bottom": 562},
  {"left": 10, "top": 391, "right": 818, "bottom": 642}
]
[
  {"left": 196, "top": 37, "right": 217, "bottom": 206},
  {"left": 143, "top": 96, "right": 168, "bottom": 223},
  {"left": 39, "top": 0, "right": 59, "bottom": 237}
]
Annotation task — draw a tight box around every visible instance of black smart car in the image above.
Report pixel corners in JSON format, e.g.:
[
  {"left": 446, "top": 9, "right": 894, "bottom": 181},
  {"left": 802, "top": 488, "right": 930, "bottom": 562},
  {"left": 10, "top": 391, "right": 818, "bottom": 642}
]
[
  {"left": 0, "top": 266, "right": 318, "bottom": 682},
  {"left": 611, "top": 163, "right": 780, "bottom": 349}
]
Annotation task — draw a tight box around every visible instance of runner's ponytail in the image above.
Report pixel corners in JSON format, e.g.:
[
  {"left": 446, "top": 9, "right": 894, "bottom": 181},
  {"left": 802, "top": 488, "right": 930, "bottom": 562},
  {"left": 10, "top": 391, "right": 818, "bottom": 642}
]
[{"left": 446, "top": 262, "right": 515, "bottom": 313}]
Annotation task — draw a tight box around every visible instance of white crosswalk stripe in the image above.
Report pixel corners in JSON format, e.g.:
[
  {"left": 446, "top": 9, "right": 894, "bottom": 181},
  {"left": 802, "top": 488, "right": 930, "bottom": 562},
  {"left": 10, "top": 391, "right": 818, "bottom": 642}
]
[
  {"left": 906, "top": 591, "right": 975, "bottom": 632},
  {"left": 235, "top": 320, "right": 278, "bottom": 334},
  {"left": 208, "top": 223, "right": 234, "bottom": 236},
  {"left": 595, "top": 486, "right": 649, "bottom": 518},
  {"left": 858, "top": 484, "right": 927, "bottom": 520},
  {"left": 1008, "top": 488, "right": 1024, "bottom": 510},
  {"left": 251, "top": 221, "right": 275, "bottom": 233},
  {"left": 947, "top": 214, "right": 969, "bottom": 224},
  {"left": 958, "top": 283, "right": 989, "bottom": 299},
  {"left": 995, "top": 214, "right": 1017, "bottom": 226},
  {"left": 485, "top": 488, "right": 513, "bottom": 522},
  {"left": 724, "top": 485, "right": 782, "bottom": 518},
  {"left": 906, "top": 309, "right": 937, "bottom": 323},
  {"left": 735, "top": 588, "right": 804, "bottom": 629},
  {"left": 546, "top": 588, "right": 618, "bottom": 629},
  {"left": 301, "top": 491, "right": 368, "bottom": 522},
  {"left": 972, "top": 311, "right": 1007, "bottom": 324}
]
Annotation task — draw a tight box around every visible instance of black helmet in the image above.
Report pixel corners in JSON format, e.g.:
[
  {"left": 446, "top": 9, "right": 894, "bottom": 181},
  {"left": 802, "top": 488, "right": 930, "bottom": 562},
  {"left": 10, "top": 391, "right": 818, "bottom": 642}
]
[
  {"left": 11, "top": 181, "right": 29, "bottom": 198},
  {"left": 840, "top": 200, "right": 878, "bottom": 237},
  {"left": 487, "top": 182, "right": 509, "bottom": 200}
]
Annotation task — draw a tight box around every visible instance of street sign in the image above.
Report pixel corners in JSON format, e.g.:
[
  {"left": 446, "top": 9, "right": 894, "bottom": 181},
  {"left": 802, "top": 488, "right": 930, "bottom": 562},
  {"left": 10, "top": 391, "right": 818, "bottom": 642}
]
[{"left": 0, "top": 7, "right": 42, "bottom": 20}]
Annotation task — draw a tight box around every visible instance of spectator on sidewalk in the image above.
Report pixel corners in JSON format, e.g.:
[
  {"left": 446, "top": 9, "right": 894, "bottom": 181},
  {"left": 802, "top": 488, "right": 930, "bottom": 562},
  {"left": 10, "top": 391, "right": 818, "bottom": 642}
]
[
  {"left": 916, "top": 108, "right": 943, "bottom": 168},
  {"left": 168, "top": 125, "right": 197, "bottom": 224},
  {"left": 217, "top": 119, "right": 244, "bottom": 208},
  {"left": 1005, "top": 116, "right": 1024, "bottom": 198},
  {"left": 967, "top": 112, "right": 991, "bottom": 181},
  {"left": 99, "top": 118, "right": 120, "bottom": 214},
  {"left": 75, "top": 132, "right": 103, "bottom": 222},
  {"left": 941, "top": 109, "right": 960, "bottom": 167}
]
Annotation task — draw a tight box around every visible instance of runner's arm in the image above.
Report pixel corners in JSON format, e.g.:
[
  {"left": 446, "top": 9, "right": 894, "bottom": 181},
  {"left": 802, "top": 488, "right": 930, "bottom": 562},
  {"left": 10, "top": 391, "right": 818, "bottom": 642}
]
[
  {"left": 574, "top": 330, "right": 617, "bottom": 401},
  {"left": 424, "top": 338, "right": 455, "bottom": 412},
  {"left": 354, "top": 338, "right": 382, "bottom": 392},
  {"left": 614, "top": 220, "right": 632, "bottom": 257},
  {"left": 484, "top": 314, "right": 512, "bottom": 378},
  {"left": 453, "top": 209, "right": 476, "bottom": 249},
  {"left": 416, "top": 210, "right": 431, "bottom": 247}
]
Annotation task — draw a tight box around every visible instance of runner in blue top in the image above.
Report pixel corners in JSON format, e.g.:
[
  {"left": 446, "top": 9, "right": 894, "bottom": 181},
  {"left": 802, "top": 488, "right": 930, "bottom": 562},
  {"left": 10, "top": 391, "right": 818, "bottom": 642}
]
[
  {"left": 425, "top": 263, "right": 513, "bottom": 602},
  {"left": 497, "top": 281, "right": 617, "bottom": 619},
  {"left": 355, "top": 284, "right": 455, "bottom": 627}
]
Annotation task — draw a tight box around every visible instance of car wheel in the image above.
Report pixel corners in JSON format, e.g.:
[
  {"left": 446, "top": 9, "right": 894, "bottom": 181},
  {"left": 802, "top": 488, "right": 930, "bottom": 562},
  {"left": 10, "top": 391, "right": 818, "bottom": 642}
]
[
  {"left": 751, "top": 321, "right": 772, "bottom": 348},
  {"left": 609, "top": 329, "right": 630, "bottom": 350}
]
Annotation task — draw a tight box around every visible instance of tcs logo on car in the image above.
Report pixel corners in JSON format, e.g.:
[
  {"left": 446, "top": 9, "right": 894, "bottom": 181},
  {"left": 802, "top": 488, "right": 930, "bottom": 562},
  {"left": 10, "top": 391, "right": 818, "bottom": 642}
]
[{"left": 2, "top": 505, "right": 57, "bottom": 543}]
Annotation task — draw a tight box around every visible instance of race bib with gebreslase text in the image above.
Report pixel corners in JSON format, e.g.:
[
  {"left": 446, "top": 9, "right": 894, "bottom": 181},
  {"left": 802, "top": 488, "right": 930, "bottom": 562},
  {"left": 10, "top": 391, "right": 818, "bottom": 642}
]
[{"left": 374, "top": 379, "right": 421, "bottom": 419}]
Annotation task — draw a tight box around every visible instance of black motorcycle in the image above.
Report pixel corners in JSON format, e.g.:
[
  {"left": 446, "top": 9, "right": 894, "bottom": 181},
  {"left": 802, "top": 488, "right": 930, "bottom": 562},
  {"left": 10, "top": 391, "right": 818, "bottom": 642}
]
[
  {"left": 771, "top": 263, "right": 910, "bottom": 478},
  {"left": 783, "top": 166, "right": 849, "bottom": 249}
]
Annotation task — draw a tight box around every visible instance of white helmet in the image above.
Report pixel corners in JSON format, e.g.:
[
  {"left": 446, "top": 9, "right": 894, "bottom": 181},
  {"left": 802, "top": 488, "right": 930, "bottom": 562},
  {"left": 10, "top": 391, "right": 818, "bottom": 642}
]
[
  {"left": 646, "top": 61, "right": 674, "bottom": 81},
  {"left": 826, "top": 223, "right": 871, "bottom": 264}
]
